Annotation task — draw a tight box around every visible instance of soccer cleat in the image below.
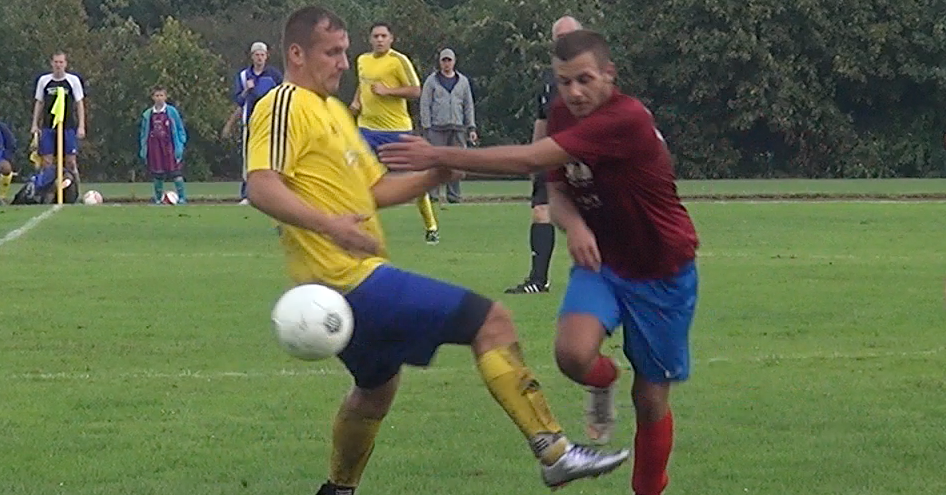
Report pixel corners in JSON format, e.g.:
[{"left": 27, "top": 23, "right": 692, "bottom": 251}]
[
  {"left": 585, "top": 384, "right": 618, "bottom": 445},
  {"left": 239, "top": 198, "right": 250, "bottom": 205},
  {"left": 541, "top": 443, "right": 630, "bottom": 489},
  {"left": 425, "top": 229, "right": 440, "bottom": 245},
  {"left": 504, "top": 278, "right": 550, "bottom": 294}
]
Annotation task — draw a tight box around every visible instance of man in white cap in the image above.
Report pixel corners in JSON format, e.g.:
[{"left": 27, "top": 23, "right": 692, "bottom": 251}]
[
  {"left": 230, "top": 41, "right": 283, "bottom": 203},
  {"left": 420, "top": 48, "right": 477, "bottom": 204}
]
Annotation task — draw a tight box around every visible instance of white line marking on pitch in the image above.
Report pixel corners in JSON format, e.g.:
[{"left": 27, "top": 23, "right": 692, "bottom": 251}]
[
  {"left": 0, "top": 205, "right": 62, "bottom": 248},
  {"left": 8, "top": 347, "right": 943, "bottom": 382}
]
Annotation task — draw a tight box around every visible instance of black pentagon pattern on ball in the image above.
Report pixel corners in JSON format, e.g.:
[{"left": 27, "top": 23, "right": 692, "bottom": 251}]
[{"left": 324, "top": 312, "right": 343, "bottom": 334}]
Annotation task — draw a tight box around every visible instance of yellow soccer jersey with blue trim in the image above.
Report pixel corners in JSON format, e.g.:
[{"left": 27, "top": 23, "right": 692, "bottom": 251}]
[
  {"left": 247, "top": 83, "right": 388, "bottom": 291},
  {"left": 355, "top": 49, "right": 420, "bottom": 132}
]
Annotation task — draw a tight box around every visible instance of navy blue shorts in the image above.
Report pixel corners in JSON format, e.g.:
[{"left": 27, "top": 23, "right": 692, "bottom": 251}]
[
  {"left": 339, "top": 264, "right": 493, "bottom": 389},
  {"left": 559, "top": 261, "right": 699, "bottom": 383},
  {"left": 359, "top": 128, "right": 410, "bottom": 155},
  {"left": 39, "top": 128, "right": 78, "bottom": 156}
]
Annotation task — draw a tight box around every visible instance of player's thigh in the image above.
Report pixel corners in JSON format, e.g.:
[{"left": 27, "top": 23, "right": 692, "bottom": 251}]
[
  {"left": 558, "top": 265, "right": 621, "bottom": 338},
  {"left": 339, "top": 264, "right": 492, "bottom": 389},
  {"left": 613, "top": 262, "right": 698, "bottom": 383}
]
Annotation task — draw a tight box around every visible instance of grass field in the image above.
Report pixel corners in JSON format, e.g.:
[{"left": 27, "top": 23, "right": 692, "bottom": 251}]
[
  {"left": 1, "top": 184, "right": 945, "bottom": 494},
  {"left": 75, "top": 177, "right": 946, "bottom": 202}
]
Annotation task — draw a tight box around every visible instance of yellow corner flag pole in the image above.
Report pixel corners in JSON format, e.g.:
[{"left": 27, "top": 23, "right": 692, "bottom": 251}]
[{"left": 51, "top": 87, "right": 66, "bottom": 205}]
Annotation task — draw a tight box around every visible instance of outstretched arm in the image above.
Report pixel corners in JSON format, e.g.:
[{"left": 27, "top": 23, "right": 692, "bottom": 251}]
[
  {"left": 371, "top": 169, "right": 459, "bottom": 208},
  {"left": 378, "top": 135, "right": 572, "bottom": 175}
]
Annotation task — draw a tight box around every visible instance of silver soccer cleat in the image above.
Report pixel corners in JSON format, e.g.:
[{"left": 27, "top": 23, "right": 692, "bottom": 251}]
[
  {"left": 585, "top": 384, "right": 618, "bottom": 445},
  {"left": 541, "top": 443, "right": 630, "bottom": 489}
]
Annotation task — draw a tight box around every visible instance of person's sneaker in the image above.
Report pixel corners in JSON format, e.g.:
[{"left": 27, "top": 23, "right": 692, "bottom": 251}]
[
  {"left": 585, "top": 384, "right": 618, "bottom": 445},
  {"left": 425, "top": 229, "right": 439, "bottom": 245},
  {"left": 177, "top": 197, "right": 187, "bottom": 205},
  {"left": 541, "top": 443, "right": 630, "bottom": 489},
  {"left": 239, "top": 198, "right": 250, "bottom": 205},
  {"left": 504, "top": 278, "right": 550, "bottom": 294}
]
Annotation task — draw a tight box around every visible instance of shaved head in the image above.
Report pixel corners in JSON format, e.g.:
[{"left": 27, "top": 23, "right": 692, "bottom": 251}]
[{"left": 552, "top": 16, "right": 582, "bottom": 40}]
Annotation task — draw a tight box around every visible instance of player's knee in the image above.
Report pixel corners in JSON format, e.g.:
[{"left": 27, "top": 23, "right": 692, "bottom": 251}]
[
  {"left": 348, "top": 374, "right": 400, "bottom": 419},
  {"left": 471, "top": 302, "right": 518, "bottom": 355},
  {"left": 554, "top": 314, "right": 605, "bottom": 382},
  {"left": 0, "top": 160, "right": 11, "bottom": 175},
  {"left": 631, "top": 376, "right": 671, "bottom": 422},
  {"left": 532, "top": 205, "right": 550, "bottom": 223}
]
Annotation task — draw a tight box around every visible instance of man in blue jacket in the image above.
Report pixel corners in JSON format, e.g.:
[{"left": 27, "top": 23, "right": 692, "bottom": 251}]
[{"left": 232, "top": 41, "right": 283, "bottom": 204}]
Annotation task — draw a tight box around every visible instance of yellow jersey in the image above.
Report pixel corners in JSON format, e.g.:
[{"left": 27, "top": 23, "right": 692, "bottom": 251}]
[
  {"left": 355, "top": 49, "right": 421, "bottom": 131},
  {"left": 247, "top": 83, "right": 389, "bottom": 292}
]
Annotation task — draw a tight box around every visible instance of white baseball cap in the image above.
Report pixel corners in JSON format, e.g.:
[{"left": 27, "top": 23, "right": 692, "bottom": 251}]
[
  {"left": 439, "top": 48, "right": 456, "bottom": 60},
  {"left": 250, "top": 42, "right": 268, "bottom": 54}
]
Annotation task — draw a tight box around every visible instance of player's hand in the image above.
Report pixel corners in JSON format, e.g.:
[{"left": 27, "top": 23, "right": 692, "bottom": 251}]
[
  {"left": 377, "top": 135, "right": 438, "bottom": 171},
  {"left": 566, "top": 223, "right": 601, "bottom": 272},
  {"left": 371, "top": 83, "right": 390, "bottom": 96},
  {"left": 77, "top": 127, "right": 86, "bottom": 139},
  {"left": 325, "top": 213, "right": 381, "bottom": 257},
  {"left": 30, "top": 125, "right": 39, "bottom": 135},
  {"left": 246, "top": 79, "right": 256, "bottom": 90}
]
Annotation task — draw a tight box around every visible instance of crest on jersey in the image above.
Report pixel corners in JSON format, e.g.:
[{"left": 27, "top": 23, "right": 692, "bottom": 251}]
[
  {"left": 344, "top": 150, "right": 359, "bottom": 167},
  {"left": 564, "top": 161, "right": 593, "bottom": 186}
]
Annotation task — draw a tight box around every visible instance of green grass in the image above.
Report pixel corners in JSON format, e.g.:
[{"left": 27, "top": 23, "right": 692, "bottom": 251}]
[
  {"left": 1, "top": 200, "right": 945, "bottom": 494},
  {"left": 72, "top": 178, "right": 946, "bottom": 201}
]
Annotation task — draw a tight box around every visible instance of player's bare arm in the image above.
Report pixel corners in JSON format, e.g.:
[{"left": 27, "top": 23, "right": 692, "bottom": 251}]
[
  {"left": 371, "top": 169, "right": 461, "bottom": 208},
  {"left": 76, "top": 99, "right": 86, "bottom": 138},
  {"left": 349, "top": 87, "right": 361, "bottom": 115},
  {"left": 30, "top": 100, "right": 43, "bottom": 134},
  {"left": 532, "top": 118, "right": 548, "bottom": 143},
  {"left": 247, "top": 169, "right": 380, "bottom": 256},
  {"left": 372, "top": 83, "right": 421, "bottom": 99},
  {"left": 378, "top": 135, "right": 572, "bottom": 175},
  {"left": 548, "top": 182, "right": 600, "bottom": 271}
]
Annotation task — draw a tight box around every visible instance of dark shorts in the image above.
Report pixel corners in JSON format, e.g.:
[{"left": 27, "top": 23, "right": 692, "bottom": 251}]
[
  {"left": 531, "top": 172, "right": 548, "bottom": 207},
  {"left": 559, "top": 261, "right": 699, "bottom": 383},
  {"left": 359, "top": 128, "right": 411, "bottom": 156},
  {"left": 339, "top": 264, "right": 493, "bottom": 389},
  {"left": 39, "top": 128, "right": 78, "bottom": 156}
]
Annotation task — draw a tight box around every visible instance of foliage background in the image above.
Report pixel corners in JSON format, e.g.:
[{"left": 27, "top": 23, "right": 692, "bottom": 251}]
[{"left": 1, "top": 0, "right": 944, "bottom": 180}]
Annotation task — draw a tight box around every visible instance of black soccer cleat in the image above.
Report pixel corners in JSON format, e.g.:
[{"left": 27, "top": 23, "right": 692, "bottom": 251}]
[{"left": 504, "top": 278, "right": 550, "bottom": 294}]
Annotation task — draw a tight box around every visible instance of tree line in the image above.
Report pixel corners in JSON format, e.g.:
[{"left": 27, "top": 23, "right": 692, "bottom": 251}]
[{"left": 1, "top": 0, "right": 944, "bottom": 181}]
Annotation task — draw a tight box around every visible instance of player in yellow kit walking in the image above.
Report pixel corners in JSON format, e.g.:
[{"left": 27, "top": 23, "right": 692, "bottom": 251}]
[
  {"left": 349, "top": 21, "right": 440, "bottom": 244},
  {"left": 245, "top": 6, "right": 630, "bottom": 494}
]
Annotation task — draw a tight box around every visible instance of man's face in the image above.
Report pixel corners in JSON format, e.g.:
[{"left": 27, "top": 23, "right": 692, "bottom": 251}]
[
  {"left": 152, "top": 90, "right": 167, "bottom": 106},
  {"left": 293, "top": 22, "right": 351, "bottom": 96},
  {"left": 552, "top": 51, "right": 615, "bottom": 118},
  {"left": 51, "top": 55, "right": 67, "bottom": 74},
  {"left": 252, "top": 50, "right": 268, "bottom": 66},
  {"left": 439, "top": 56, "right": 455, "bottom": 73},
  {"left": 370, "top": 26, "right": 393, "bottom": 54}
]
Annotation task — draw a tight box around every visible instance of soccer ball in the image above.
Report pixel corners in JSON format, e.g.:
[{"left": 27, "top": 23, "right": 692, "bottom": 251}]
[
  {"left": 161, "top": 191, "right": 179, "bottom": 205},
  {"left": 271, "top": 284, "right": 354, "bottom": 361},
  {"left": 82, "top": 190, "right": 103, "bottom": 205}
]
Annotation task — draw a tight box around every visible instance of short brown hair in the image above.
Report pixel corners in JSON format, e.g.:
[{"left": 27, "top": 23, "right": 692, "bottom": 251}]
[
  {"left": 151, "top": 85, "right": 166, "bottom": 95},
  {"left": 552, "top": 29, "right": 611, "bottom": 66},
  {"left": 282, "top": 5, "right": 347, "bottom": 52}
]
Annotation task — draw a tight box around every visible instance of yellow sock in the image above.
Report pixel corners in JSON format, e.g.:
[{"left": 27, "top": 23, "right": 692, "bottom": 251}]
[
  {"left": 476, "top": 344, "right": 568, "bottom": 465},
  {"left": 0, "top": 172, "right": 12, "bottom": 200},
  {"left": 416, "top": 193, "right": 438, "bottom": 231},
  {"left": 329, "top": 411, "right": 382, "bottom": 488}
]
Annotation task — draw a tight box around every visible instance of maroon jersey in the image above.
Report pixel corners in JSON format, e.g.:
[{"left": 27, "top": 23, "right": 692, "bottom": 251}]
[
  {"left": 147, "top": 110, "right": 179, "bottom": 174},
  {"left": 547, "top": 90, "right": 698, "bottom": 279}
]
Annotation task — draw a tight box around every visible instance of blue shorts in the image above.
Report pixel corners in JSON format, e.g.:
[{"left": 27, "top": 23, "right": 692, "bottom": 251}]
[
  {"left": 559, "top": 261, "right": 699, "bottom": 383},
  {"left": 39, "top": 128, "right": 78, "bottom": 156},
  {"left": 359, "top": 128, "right": 410, "bottom": 155},
  {"left": 339, "top": 264, "right": 493, "bottom": 389}
]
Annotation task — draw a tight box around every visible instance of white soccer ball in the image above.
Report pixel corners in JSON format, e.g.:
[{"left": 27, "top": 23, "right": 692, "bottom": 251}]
[
  {"left": 82, "top": 190, "right": 103, "bottom": 205},
  {"left": 162, "top": 191, "right": 179, "bottom": 205},
  {"left": 271, "top": 284, "right": 354, "bottom": 361}
]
